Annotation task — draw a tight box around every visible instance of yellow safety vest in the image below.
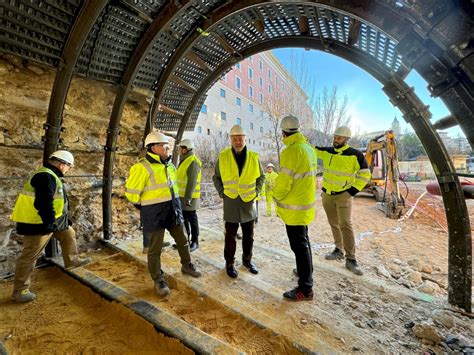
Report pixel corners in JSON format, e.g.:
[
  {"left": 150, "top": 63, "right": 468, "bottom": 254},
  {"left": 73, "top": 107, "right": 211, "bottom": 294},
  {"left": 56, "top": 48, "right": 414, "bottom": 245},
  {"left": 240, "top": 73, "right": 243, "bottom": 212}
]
[
  {"left": 264, "top": 171, "right": 278, "bottom": 192},
  {"left": 219, "top": 148, "right": 261, "bottom": 202},
  {"left": 11, "top": 167, "right": 66, "bottom": 224},
  {"left": 125, "top": 152, "right": 178, "bottom": 206},
  {"left": 274, "top": 132, "right": 317, "bottom": 225},
  {"left": 315, "top": 145, "right": 371, "bottom": 194},
  {"left": 177, "top": 155, "right": 202, "bottom": 199}
]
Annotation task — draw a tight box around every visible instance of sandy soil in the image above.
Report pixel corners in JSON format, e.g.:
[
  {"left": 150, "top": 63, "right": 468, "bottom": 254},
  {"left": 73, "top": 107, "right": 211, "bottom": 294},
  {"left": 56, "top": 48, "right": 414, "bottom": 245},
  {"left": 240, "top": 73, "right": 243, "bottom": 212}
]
[{"left": 1, "top": 191, "right": 473, "bottom": 353}]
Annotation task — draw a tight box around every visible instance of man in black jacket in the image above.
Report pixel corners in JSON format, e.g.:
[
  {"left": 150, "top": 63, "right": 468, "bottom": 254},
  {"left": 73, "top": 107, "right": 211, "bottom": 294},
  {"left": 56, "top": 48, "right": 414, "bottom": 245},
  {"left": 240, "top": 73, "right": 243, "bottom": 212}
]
[{"left": 10, "top": 150, "right": 91, "bottom": 302}]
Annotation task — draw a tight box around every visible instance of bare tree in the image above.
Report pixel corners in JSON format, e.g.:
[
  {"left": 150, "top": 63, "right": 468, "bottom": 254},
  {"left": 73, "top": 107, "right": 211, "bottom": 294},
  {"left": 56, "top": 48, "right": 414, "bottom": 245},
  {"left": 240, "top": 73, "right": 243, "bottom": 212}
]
[
  {"left": 309, "top": 86, "right": 351, "bottom": 146},
  {"left": 193, "top": 131, "right": 229, "bottom": 168}
]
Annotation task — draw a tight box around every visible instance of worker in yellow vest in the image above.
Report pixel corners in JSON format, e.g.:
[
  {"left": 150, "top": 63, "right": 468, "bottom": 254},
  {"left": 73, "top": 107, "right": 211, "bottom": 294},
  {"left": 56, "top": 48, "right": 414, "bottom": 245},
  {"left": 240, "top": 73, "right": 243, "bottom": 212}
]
[
  {"left": 264, "top": 163, "right": 278, "bottom": 216},
  {"left": 315, "top": 126, "right": 371, "bottom": 276},
  {"left": 10, "top": 150, "right": 91, "bottom": 303},
  {"left": 212, "top": 125, "right": 265, "bottom": 278},
  {"left": 273, "top": 116, "right": 317, "bottom": 301},
  {"left": 177, "top": 138, "right": 201, "bottom": 252},
  {"left": 125, "top": 132, "right": 201, "bottom": 297}
]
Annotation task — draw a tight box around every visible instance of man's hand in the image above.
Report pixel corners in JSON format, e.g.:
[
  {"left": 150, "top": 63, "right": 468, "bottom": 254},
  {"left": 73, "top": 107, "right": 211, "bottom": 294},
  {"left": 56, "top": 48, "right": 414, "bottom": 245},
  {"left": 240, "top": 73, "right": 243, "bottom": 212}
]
[
  {"left": 45, "top": 223, "right": 58, "bottom": 233},
  {"left": 185, "top": 199, "right": 192, "bottom": 207},
  {"left": 133, "top": 204, "right": 141, "bottom": 210}
]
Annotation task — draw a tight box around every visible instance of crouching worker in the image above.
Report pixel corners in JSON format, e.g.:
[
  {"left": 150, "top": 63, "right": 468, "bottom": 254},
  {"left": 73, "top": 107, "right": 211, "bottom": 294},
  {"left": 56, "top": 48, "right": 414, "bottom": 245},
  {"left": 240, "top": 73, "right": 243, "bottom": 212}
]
[
  {"left": 10, "top": 150, "right": 91, "bottom": 303},
  {"left": 125, "top": 132, "right": 201, "bottom": 297}
]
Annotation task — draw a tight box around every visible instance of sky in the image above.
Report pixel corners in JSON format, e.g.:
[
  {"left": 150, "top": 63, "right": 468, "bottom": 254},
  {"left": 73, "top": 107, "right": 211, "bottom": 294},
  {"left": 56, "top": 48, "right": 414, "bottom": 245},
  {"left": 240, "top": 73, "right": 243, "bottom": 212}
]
[{"left": 272, "top": 48, "right": 461, "bottom": 138}]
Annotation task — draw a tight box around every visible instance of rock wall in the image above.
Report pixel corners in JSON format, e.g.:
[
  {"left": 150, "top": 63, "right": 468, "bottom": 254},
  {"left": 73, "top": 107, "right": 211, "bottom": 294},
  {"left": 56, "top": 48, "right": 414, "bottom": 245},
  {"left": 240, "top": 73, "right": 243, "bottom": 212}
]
[{"left": 0, "top": 55, "right": 148, "bottom": 276}]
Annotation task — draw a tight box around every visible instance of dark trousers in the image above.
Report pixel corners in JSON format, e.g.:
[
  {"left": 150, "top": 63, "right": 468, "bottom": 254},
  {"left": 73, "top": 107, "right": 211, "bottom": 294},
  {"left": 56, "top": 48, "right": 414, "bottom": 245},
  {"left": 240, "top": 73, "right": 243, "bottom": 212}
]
[
  {"left": 224, "top": 220, "right": 254, "bottom": 265},
  {"left": 286, "top": 225, "right": 313, "bottom": 292},
  {"left": 183, "top": 210, "right": 199, "bottom": 243},
  {"left": 140, "top": 213, "right": 149, "bottom": 248}
]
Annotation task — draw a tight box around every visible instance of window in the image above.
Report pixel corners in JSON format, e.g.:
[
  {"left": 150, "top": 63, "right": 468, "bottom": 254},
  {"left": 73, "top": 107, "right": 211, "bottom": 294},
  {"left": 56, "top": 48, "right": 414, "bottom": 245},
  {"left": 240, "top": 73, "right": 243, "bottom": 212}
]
[
  {"left": 220, "top": 88, "right": 226, "bottom": 98},
  {"left": 268, "top": 85, "right": 272, "bottom": 94},
  {"left": 207, "top": 128, "right": 210, "bottom": 135},
  {"left": 221, "top": 111, "right": 226, "bottom": 121},
  {"left": 249, "top": 104, "right": 254, "bottom": 113},
  {"left": 267, "top": 69, "right": 271, "bottom": 79},
  {"left": 259, "top": 60, "right": 263, "bottom": 71},
  {"left": 236, "top": 62, "right": 241, "bottom": 69},
  {"left": 249, "top": 56, "right": 253, "bottom": 63},
  {"left": 248, "top": 85, "right": 254, "bottom": 98},
  {"left": 259, "top": 77, "right": 263, "bottom": 87},
  {"left": 236, "top": 117, "right": 241, "bottom": 125},
  {"left": 259, "top": 93, "right": 264, "bottom": 103},
  {"left": 236, "top": 97, "right": 241, "bottom": 106},
  {"left": 276, "top": 91, "right": 279, "bottom": 99},
  {"left": 235, "top": 76, "right": 241, "bottom": 90},
  {"left": 250, "top": 122, "right": 254, "bottom": 130},
  {"left": 253, "top": 139, "right": 255, "bottom": 145},
  {"left": 260, "top": 126, "right": 263, "bottom": 133},
  {"left": 275, "top": 77, "right": 279, "bottom": 86},
  {"left": 201, "top": 104, "right": 207, "bottom": 113},
  {"left": 248, "top": 67, "right": 253, "bottom": 79},
  {"left": 197, "top": 126, "right": 202, "bottom": 134}
]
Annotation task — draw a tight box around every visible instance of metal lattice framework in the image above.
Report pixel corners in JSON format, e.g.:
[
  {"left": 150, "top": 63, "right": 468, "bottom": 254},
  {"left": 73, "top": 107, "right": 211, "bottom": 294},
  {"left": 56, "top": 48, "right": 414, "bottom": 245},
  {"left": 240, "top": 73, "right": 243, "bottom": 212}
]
[{"left": 0, "top": 0, "right": 472, "bottom": 311}]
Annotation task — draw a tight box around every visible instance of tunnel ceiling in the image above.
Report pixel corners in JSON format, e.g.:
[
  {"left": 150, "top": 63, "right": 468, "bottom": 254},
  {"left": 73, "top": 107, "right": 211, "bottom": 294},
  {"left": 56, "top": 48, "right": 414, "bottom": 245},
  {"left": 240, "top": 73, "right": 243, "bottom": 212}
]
[{"left": 1, "top": 0, "right": 473, "bottom": 141}]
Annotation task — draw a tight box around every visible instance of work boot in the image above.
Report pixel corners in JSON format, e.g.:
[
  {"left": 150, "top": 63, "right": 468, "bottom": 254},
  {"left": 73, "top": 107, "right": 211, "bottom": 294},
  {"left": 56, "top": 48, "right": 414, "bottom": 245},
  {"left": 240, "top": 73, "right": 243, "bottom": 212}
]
[
  {"left": 181, "top": 262, "right": 201, "bottom": 277},
  {"left": 283, "top": 287, "right": 313, "bottom": 301},
  {"left": 325, "top": 248, "right": 344, "bottom": 260},
  {"left": 154, "top": 281, "right": 170, "bottom": 297},
  {"left": 12, "top": 289, "right": 36, "bottom": 303},
  {"left": 226, "top": 264, "right": 238, "bottom": 278},
  {"left": 65, "top": 256, "right": 92, "bottom": 269},
  {"left": 346, "top": 259, "right": 363, "bottom": 275},
  {"left": 189, "top": 241, "right": 199, "bottom": 252},
  {"left": 242, "top": 260, "right": 259, "bottom": 274}
]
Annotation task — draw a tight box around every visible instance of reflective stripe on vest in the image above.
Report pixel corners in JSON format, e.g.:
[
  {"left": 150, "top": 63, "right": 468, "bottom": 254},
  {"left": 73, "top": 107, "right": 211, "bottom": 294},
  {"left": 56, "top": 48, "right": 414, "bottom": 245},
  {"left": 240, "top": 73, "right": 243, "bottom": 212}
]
[
  {"left": 219, "top": 148, "right": 260, "bottom": 202},
  {"left": 177, "top": 155, "right": 202, "bottom": 199},
  {"left": 11, "top": 167, "right": 65, "bottom": 224},
  {"left": 138, "top": 159, "right": 178, "bottom": 206}
]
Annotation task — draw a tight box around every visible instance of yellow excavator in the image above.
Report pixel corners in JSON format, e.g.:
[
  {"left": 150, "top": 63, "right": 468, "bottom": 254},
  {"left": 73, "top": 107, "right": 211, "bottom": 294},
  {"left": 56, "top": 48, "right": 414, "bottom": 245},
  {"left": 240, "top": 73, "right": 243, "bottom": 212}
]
[{"left": 363, "top": 130, "right": 406, "bottom": 219}]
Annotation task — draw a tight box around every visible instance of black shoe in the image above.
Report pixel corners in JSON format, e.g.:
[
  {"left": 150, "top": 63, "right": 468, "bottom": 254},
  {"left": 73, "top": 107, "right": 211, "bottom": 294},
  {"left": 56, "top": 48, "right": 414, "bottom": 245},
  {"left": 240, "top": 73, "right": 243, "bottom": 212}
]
[
  {"left": 242, "top": 260, "right": 259, "bottom": 274},
  {"left": 325, "top": 248, "right": 344, "bottom": 260},
  {"left": 226, "top": 264, "right": 238, "bottom": 278},
  {"left": 283, "top": 287, "right": 313, "bottom": 301},
  {"left": 293, "top": 268, "right": 298, "bottom": 276},
  {"left": 345, "top": 259, "right": 363, "bottom": 275},
  {"left": 189, "top": 241, "right": 199, "bottom": 252}
]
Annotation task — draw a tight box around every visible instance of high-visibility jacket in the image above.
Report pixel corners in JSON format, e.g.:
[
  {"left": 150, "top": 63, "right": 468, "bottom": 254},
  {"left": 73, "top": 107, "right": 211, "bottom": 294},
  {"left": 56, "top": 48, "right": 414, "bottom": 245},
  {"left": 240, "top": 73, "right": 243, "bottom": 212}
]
[
  {"left": 177, "top": 154, "right": 202, "bottom": 199},
  {"left": 125, "top": 152, "right": 178, "bottom": 206},
  {"left": 11, "top": 167, "right": 66, "bottom": 224},
  {"left": 273, "top": 132, "right": 317, "bottom": 226},
  {"left": 315, "top": 144, "right": 371, "bottom": 194},
  {"left": 218, "top": 147, "right": 261, "bottom": 202},
  {"left": 264, "top": 171, "right": 278, "bottom": 192}
]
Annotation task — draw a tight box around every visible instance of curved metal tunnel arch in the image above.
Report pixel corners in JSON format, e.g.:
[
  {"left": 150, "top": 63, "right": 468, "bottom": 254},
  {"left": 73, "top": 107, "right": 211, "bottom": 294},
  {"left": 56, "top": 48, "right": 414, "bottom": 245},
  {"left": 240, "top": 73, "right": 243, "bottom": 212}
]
[{"left": 41, "top": 1, "right": 472, "bottom": 311}]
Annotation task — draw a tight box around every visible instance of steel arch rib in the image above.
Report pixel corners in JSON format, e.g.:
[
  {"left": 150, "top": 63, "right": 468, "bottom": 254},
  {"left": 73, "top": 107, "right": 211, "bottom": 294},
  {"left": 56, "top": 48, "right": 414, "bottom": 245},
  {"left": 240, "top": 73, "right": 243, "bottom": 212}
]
[
  {"left": 43, "top": 0, "right": 108, "bottom": 163},
  {"left": 102, "top": 1, "right": 192, "bottom": 239}
]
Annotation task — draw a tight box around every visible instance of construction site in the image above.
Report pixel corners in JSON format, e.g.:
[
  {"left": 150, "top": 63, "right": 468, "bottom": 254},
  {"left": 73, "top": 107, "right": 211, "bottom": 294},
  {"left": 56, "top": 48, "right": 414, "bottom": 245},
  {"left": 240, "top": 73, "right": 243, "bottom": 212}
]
[{"left": 0, "top": 1, "right": 473, "bottom": 354}]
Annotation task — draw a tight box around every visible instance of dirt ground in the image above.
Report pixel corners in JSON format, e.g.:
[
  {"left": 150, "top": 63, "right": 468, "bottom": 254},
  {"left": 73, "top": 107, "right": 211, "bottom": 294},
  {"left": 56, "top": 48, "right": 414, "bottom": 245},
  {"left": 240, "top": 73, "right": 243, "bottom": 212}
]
[{"left": 1, "top": 186, "right": 473, "bottom": 353}]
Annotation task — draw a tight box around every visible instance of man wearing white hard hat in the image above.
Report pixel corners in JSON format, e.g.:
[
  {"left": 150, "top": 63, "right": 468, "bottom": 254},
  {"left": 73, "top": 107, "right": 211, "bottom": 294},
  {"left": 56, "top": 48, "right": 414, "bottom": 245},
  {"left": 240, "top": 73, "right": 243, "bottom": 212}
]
[
  {"left": 273, "top": 115, "right": 317, "bottom": 301},
  {"left": 176, "top": 138, "right": 201, "bottom": 252},
  {"left": 125, "top": 131, "right": 201, "bottom": 297},
  {"left": 212, "top": 124, "right": 265, "bottom": 278},
  {"left": 315, "top": 126, "right": 371, "bottom": 276},
  {"left": 263, "top": 163, "right": 278, "bottom": 217},
  {"left": 10, "top": 150, "right": 91, "bottom": 303}
]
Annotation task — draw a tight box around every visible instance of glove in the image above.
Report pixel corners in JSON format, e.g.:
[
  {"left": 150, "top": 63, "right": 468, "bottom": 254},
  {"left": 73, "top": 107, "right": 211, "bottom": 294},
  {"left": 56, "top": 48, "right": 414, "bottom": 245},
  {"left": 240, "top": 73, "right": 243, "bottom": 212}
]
[
  {"left": 133, "top": 204, "right": 141, "bottom": 210},
  {"left": 347, "top": 187, "right": 359, "bottom": 196},
  {"left": 185, "top": 200, "right": 192, "bottom": 207}
]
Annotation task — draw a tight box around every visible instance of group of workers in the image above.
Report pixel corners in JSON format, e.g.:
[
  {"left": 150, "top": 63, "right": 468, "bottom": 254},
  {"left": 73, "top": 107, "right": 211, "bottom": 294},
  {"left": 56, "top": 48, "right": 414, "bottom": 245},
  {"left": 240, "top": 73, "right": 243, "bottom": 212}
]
[{"left": 10, "top": 114, "right": 371, "bottom": 303}]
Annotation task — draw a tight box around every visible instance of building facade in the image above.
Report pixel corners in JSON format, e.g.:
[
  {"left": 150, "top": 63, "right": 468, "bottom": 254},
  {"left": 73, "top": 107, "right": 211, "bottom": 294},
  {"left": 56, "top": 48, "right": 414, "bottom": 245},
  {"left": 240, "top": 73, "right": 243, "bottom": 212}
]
[{"left": 186, "top": 51, "right": 313, "bottom": 157}]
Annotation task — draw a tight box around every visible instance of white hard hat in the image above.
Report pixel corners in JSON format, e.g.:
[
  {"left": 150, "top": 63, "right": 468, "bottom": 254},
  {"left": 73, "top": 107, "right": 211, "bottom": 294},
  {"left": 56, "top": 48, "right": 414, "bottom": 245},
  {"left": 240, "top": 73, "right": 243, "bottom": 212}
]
[
  {"left": 267, "top": 163, "right": 274, "bottom": 168},
  {"left": 144, "top": 131, "right": 169, "bottom": 147},
  {"left": 281, "top": 115, "right": 300, "bottom": 132},
  {"left": 50, "top": 150, "right": 74, "bottom": 167},
  {"left": 230, "top": 125, "right": 246, "bottom": 136},
  {"left": 178, "top": 138, "right": 194, "bottom": 150},
  {"left": 334, "top": 126, "right": 352, "bottom": 138}
]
